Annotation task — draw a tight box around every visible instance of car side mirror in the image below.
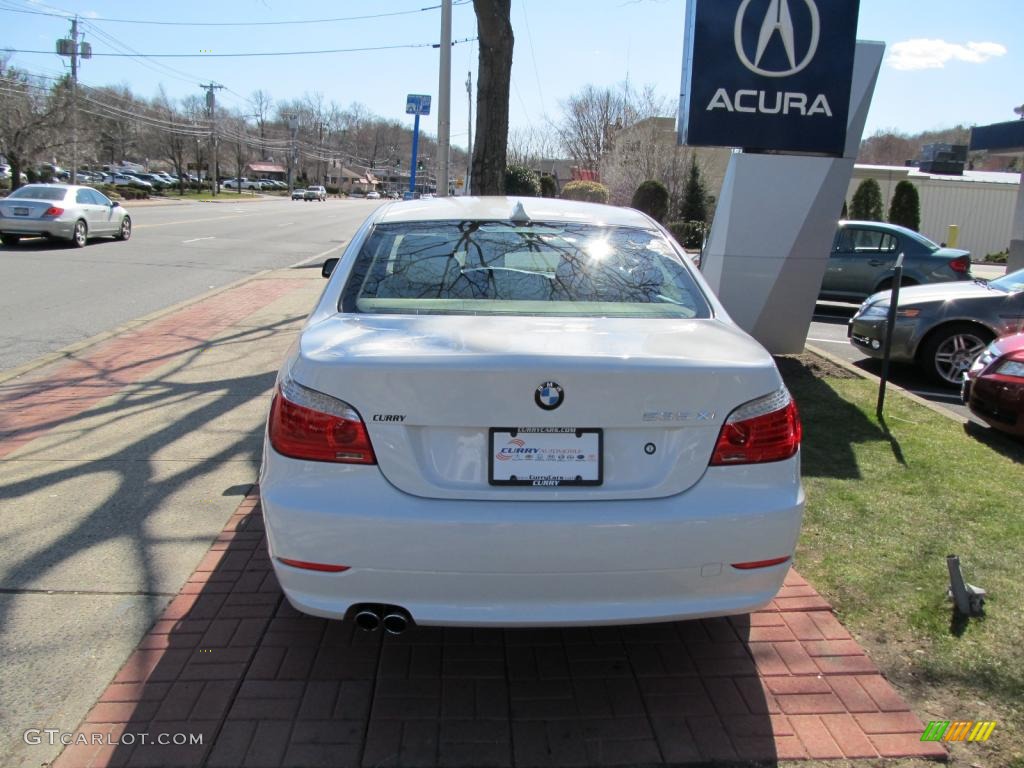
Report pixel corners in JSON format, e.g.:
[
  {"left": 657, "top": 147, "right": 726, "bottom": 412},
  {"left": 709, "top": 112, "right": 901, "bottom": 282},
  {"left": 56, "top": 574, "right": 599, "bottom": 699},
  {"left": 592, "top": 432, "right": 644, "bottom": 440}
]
[{"left": 322, "top": 258, "right": 339, "bottom": 278}]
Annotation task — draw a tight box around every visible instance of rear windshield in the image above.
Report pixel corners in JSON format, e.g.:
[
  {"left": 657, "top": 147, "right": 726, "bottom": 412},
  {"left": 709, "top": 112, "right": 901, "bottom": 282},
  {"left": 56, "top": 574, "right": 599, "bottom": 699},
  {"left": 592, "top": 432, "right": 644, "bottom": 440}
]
[
  {"left": 8, "top": 186, "right": 67, "bottom": 201},
  {"left": 340, "top": 221, "right": 711, "bottom": 318}
]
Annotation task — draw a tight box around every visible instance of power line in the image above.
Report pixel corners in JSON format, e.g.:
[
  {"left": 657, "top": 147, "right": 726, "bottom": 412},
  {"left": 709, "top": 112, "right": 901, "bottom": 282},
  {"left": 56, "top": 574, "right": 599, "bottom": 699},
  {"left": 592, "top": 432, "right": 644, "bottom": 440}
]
[
  {"left": 0, "top": 0, "right": 470, "bottom": 27},
  {"left": 1, "top": 38, "right": 478, "bottom": 59}
]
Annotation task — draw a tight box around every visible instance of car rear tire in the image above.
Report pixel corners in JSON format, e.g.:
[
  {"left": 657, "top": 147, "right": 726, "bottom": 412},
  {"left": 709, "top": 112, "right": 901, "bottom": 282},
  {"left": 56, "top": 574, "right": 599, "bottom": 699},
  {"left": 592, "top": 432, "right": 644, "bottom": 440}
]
[
  {"left": 0, "top": 234, "right": 21, "bottom": 246},
  {"left": 919, "top": 323, "right": 993, "bottom": 387},
  {"left": 71, "top": 220, "right": 88, "bottom": 248},
  {"left": 115, "top": 216, "right": 132, "bottom": 241}
]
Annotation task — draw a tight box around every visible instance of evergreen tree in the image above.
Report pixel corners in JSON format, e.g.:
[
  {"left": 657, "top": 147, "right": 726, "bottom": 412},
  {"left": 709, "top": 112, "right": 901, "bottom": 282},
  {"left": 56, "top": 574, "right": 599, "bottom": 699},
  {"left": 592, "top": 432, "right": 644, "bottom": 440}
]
[
  {"left": 678, "top": 159, "right": 709, "bottom": 226},
  {"left": 887, "top": 180, "right": 921, "bottom": 231},
  {"left": 850, "top": 178, "right": 884, "bottom": 221},
  {"left": 841, "top": 199, "right": 848, "bottom": 219}
]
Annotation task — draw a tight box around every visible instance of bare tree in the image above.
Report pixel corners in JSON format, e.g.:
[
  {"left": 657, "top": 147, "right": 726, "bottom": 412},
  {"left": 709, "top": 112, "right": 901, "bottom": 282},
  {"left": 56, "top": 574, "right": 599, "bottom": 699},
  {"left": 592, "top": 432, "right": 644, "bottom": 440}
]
[
  {"left": 472, "top": 0, "right": 514, "bottom": 194},
  {"left": 556, "top": 83, "right": 663, "bottom": 172},
  {"left": 251, "top": 89, "right": 273, "bottom": 160},
  {"left": 0, "top": 59, "right": 69, "bottom": 188}
]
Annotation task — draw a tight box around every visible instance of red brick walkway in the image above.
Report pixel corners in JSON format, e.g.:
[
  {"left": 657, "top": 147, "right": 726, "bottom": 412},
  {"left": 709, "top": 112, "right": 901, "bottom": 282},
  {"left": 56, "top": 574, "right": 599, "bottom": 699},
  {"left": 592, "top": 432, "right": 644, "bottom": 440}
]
[
  {"left": 0, "top": 278, "right": 300, "bottom": 459},
  {"left": 52, "top": 489, "right": 947, "bottom": 768}
]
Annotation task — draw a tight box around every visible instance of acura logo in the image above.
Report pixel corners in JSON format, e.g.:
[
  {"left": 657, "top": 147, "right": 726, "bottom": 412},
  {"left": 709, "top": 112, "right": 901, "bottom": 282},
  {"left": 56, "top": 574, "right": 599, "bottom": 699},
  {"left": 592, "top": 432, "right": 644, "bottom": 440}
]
[{"left": 734, "top": 0, "right": 820, "bottom": 78}]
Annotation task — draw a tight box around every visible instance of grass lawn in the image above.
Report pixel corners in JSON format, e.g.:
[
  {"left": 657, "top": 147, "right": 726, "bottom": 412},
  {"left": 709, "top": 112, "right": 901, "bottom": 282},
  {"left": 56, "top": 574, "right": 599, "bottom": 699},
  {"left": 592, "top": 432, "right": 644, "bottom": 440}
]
[{"left": 779, "top": 354, "right": 1024, "bottom": 767}]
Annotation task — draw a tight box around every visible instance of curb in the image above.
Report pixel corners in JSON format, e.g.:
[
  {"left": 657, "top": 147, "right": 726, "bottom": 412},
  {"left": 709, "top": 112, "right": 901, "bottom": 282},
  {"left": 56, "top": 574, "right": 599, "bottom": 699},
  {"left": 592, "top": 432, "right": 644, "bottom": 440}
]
[
  {"left": 0, "top": 243, "right": 345, "bottom": 386},
  {"left": 804, "top": 343, "right": 968, "bottom": 425}
]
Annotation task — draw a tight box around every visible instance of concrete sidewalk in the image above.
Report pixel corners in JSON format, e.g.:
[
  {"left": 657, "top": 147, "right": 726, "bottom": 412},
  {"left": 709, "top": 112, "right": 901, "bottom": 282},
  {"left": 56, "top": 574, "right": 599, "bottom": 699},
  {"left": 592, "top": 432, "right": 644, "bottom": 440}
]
[
  {"left": 1, "top": 263, "right": 946, "bottom": 767},
  {"left": 0, "top": 266, "right": 325, "bottom": 768}
]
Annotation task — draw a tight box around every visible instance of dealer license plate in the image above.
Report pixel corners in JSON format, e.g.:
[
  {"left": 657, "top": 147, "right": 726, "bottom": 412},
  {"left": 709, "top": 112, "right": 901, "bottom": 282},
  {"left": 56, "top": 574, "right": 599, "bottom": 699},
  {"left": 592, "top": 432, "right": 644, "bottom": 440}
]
[{"left": 489, "top": 427, "right": 602, "bottom": 487}]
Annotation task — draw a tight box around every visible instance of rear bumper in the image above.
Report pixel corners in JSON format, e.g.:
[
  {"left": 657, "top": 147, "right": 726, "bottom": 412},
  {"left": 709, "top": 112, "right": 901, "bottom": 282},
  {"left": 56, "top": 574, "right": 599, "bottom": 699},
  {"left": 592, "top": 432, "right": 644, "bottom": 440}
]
[
  {"left": 0, "top": 218, "right": 75, "bottom": 238},
  {"left": 260, "top": 448, "right": 804, "bottom": 626}
]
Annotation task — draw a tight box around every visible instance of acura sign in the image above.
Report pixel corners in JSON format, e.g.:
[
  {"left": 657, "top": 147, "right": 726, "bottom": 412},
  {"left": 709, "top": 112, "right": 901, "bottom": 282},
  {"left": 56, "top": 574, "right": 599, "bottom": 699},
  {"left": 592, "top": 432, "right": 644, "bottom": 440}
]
[{"left": 679, "top": 0, "right": 860, "bottom": 155}]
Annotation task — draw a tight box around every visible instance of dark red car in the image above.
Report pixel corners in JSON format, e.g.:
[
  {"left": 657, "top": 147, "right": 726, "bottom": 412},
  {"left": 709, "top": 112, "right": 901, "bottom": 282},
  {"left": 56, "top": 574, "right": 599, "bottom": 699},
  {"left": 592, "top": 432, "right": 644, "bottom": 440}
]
[{"left": 963, "top": 333, "right": 1024, "bottom": 438}]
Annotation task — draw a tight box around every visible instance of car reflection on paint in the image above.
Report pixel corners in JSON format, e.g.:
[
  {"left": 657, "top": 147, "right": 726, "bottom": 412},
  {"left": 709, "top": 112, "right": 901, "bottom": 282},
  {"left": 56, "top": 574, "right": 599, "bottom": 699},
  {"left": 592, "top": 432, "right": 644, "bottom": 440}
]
[{"left": 260, "top": 196, "right": 804, "bottom": 631}]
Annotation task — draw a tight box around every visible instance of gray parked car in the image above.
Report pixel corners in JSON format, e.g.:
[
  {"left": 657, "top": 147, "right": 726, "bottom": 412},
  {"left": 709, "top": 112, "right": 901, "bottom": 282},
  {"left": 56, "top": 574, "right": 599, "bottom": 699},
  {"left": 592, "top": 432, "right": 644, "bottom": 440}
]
[
  {"left": 848, "top": 268, "right": 1024, "bottom": 386},
  {"left": 821, "top": 220, "right": 972, "bottom": 302},
  {"left": 0, "top": 184, "right": 132, "bottom": 247}
]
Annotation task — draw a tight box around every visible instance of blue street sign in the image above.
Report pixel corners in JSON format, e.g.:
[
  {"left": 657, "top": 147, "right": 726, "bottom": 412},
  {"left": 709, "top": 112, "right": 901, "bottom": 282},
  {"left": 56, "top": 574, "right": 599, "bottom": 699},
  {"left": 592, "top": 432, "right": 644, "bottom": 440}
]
[
  {"left": 678, "top": 0, "right": 860, "bottom": 156},
  {"left": 405, "top": 94, "right": 432, "bottom": 116}
]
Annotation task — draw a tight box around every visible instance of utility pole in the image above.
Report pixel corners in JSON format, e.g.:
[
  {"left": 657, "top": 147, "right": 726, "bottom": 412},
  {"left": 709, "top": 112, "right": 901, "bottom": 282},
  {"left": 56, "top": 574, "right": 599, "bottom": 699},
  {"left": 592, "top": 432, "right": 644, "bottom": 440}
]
[
  {"left": 466, "top": 71, "right": 473, "bottom": 196},
  {"left": 57, "top": 17, "right": 90, "bottom": 184},
  {"left": 200, "top": 83, "right": 224, "bottom": 195},
  {"left": 436, "top": 0, "right": 452, "bottom": 196},
  {"left": 285, "top": 114, "right": 298, "bottom": 194}
]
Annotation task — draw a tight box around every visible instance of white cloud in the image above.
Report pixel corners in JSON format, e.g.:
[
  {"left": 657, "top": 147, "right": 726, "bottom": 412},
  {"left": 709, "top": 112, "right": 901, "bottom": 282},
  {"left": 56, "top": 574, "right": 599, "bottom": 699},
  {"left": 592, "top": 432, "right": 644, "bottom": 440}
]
[{"left": 887, "top": 39, "right": 1008, "bottom": 70}]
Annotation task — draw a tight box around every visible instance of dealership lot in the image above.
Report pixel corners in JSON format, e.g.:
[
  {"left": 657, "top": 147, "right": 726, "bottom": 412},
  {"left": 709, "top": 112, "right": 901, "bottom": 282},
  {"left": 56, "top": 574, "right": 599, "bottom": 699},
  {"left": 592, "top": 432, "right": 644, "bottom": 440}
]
[{"left": 0, "top": 199, "right": 1008, "bottom": 766}]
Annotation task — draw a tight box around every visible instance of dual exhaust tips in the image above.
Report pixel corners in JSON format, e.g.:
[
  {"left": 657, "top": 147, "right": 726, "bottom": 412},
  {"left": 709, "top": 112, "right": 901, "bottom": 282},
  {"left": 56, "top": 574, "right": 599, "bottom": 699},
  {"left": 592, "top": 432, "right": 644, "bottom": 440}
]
[{"left": 353, "top": 605, "right": 411, "bottom": 634}]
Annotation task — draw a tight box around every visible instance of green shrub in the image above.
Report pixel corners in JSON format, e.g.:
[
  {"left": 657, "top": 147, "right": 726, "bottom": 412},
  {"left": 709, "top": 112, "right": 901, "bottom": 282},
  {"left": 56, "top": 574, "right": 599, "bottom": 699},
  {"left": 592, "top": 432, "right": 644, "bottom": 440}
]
[
  {"left": 504, "top": 164, "right": 541, "bottom": 197},
  {"left": 539, "top": 174, "right": 557, "bottom": 198},
  {"left": 984, "top": 250, "right": 1008, "bottom": 264},
  {"left": 850, "top": 178, "right": 884, "bottom": 221},
  {"left": 561, "top": 180, "right": 609, "bottom": 204},
  {"left": 667, "top": 220, "right": 707, "bottom": 250},
  {"left": 631, "top": 180, "right": 670, "bottom": 223},
  {"left": 887, "top": 180, "right": 921, "bottom": 231}
]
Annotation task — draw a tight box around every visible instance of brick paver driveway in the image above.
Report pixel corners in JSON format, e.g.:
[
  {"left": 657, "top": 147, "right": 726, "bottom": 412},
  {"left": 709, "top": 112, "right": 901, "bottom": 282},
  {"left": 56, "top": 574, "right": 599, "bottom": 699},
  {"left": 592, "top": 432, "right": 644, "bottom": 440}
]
[{"left": 54, "top": 489, "right": 946, "bottom": 768}]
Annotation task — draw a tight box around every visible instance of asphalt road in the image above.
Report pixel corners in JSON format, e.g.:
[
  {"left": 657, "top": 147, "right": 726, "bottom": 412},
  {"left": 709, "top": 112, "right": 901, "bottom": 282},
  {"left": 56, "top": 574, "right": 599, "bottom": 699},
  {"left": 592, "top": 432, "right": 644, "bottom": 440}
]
[
  {"left": 806, "top": 262, "right": 1008, "bottom": 422},
  {"left": 0, "top": 196, "right": 383, "bottom": 373}
]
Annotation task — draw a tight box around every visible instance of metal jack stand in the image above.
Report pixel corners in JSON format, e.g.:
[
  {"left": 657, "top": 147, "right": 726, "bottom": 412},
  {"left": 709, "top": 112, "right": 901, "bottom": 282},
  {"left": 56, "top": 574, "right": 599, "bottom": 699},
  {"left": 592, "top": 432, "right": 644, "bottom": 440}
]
[{"left": 947, "top": 555, "right": 986, "bottom": 617}]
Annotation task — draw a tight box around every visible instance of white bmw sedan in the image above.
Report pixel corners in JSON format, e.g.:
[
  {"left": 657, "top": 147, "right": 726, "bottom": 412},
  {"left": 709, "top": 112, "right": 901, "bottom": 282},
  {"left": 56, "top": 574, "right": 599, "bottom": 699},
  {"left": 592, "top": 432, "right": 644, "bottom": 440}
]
[{"left": 261, "top": 197, "right": 803, "bottom": 631}]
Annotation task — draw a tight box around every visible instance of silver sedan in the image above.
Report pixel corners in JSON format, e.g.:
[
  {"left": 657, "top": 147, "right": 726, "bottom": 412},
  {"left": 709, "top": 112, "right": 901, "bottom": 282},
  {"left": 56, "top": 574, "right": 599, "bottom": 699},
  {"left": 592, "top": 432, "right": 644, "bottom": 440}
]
[
  {"left": 0, "top": 184, "right": 132, "bottom": 247},
  {"left": 849, "top": 269, "right": 1024, "bottom": 386}
]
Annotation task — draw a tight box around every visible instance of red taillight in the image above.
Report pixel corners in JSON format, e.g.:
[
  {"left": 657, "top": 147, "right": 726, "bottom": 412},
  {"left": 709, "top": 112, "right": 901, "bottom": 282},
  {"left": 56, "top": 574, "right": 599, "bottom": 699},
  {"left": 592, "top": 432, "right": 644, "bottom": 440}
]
[
  {"left": 950, "top": 256, "right": 970, "bottom": 274},
  {"left": 731, "top": 556, "right": 791, "bottom": 570},
  {"left": 268, "top": 376, "right": 376, "bottom": 464},
  {"left": 43, "top": 206, "right": 64, "bottom": 217},
  {"left": 277, "top": 557, "right": 350, "bottom": 573},
  {"left": 710, "top": 389, "right": 801, "bottom": 466}
]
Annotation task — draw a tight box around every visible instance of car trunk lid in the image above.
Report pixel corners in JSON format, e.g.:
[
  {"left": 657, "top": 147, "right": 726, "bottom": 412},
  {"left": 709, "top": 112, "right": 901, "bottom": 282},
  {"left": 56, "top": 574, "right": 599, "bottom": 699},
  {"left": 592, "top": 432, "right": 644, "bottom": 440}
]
[{"left": 288, "top": 314, "right": 783, "bottom": 501}]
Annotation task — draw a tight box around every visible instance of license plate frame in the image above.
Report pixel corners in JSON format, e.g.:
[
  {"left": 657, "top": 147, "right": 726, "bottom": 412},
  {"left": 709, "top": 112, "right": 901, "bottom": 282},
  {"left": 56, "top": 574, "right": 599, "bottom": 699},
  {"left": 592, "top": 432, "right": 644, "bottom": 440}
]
[
  {"left": 488, "top": 427, "right": 603, "bottom": 487},
  {"left": 13, "top": 207, "right": 30, "bottom": 216}
]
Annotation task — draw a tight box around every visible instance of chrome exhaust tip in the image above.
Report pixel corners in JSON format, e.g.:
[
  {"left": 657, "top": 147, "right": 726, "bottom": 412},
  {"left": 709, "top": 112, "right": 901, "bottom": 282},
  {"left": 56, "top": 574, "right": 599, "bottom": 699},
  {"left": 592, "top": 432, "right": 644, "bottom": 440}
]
[
  {"left": 382, "top": 612, "right": 408, "bottom": 635},
  {"left": 354, "top": 610, "right": 380, "bottom": 631}
]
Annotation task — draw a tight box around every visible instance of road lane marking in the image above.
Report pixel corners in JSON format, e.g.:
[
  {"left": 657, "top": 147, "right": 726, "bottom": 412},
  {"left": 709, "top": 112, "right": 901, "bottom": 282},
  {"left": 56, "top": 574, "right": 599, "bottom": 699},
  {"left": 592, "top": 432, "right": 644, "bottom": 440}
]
[{"left": 182, "top": 236, "right": 215, "bottom": 243}]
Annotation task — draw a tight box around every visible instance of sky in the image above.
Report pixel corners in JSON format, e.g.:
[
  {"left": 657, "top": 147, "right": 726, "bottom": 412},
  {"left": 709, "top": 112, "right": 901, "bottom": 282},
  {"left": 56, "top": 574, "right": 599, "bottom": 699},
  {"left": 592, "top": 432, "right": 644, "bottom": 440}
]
[{"left": 1, "top": 0, "right": 1021, "bottom": 155}]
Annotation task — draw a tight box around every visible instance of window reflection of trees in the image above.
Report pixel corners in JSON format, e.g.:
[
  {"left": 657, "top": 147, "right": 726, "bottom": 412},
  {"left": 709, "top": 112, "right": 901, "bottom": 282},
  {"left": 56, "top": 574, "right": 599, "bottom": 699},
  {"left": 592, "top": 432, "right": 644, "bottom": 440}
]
[{"left": 343, "top": 222, "right": 704, "bottom": 315}]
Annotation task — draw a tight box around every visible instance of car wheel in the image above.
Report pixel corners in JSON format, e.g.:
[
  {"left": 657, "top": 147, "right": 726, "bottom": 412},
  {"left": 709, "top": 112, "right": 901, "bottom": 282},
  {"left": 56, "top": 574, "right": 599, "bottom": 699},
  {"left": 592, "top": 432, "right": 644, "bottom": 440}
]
[
  {"left": 920, "top": 323, "right": 993, "bottom": 387},
  {"left": 0, "top": 234, "right": 21, "bottom": 246},
  {"left": 115, "top": 216, "right": 132, "bottom": 241},
  {"left": 71, "top": 220, "right": 88, "bottom": 248}
]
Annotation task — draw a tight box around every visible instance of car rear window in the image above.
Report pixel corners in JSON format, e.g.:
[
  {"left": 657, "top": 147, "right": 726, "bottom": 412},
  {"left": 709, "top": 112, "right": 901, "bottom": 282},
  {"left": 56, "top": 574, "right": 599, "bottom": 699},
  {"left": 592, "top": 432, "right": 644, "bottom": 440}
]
[
  {"left": 340, "top": 221, "right": 711, "bottom": 319},
  {"left": 8, "top": 186, "right": 67, "bottom": 201}
]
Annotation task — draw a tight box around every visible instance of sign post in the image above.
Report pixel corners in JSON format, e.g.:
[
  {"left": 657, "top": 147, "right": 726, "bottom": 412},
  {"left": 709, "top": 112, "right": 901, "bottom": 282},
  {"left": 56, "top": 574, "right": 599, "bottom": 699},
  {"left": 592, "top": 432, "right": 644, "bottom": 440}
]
[
  {"left": 405, "top": 94, "right": 431, "bottom": 195},
  {"left": 676, "top": 0, "right": 880, "bottom": 354}
]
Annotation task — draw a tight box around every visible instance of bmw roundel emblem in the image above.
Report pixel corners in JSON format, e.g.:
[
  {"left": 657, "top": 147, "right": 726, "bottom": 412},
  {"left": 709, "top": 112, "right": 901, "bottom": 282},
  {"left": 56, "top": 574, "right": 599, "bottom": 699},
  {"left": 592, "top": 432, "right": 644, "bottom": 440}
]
[{"left": 535, "top": 381, "right": 564, "bottom": 410}]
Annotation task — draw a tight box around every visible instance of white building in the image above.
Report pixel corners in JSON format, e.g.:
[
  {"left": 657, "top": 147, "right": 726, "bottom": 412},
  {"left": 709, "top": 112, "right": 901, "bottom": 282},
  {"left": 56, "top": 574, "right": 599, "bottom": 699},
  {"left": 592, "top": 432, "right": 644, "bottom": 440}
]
[{"left": 849, "top": 164, "right": 1020, "bottom": 258}]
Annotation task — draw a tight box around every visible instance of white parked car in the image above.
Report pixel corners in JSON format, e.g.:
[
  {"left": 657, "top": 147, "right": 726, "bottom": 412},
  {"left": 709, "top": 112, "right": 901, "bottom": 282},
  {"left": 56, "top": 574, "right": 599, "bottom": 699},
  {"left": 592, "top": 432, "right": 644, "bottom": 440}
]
[
  {"left": 223, "top": 177, "right": 263, "bottom": 190},
  {"left": 260, "top": 197, "right": 803, "bottom": 631}
]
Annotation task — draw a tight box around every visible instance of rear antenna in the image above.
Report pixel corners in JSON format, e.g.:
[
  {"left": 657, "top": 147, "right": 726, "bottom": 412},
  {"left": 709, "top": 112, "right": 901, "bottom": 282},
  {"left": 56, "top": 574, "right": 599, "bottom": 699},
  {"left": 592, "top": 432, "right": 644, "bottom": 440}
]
[{"left": 510, "top": 200, "right": 531, "bottom": 224}]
